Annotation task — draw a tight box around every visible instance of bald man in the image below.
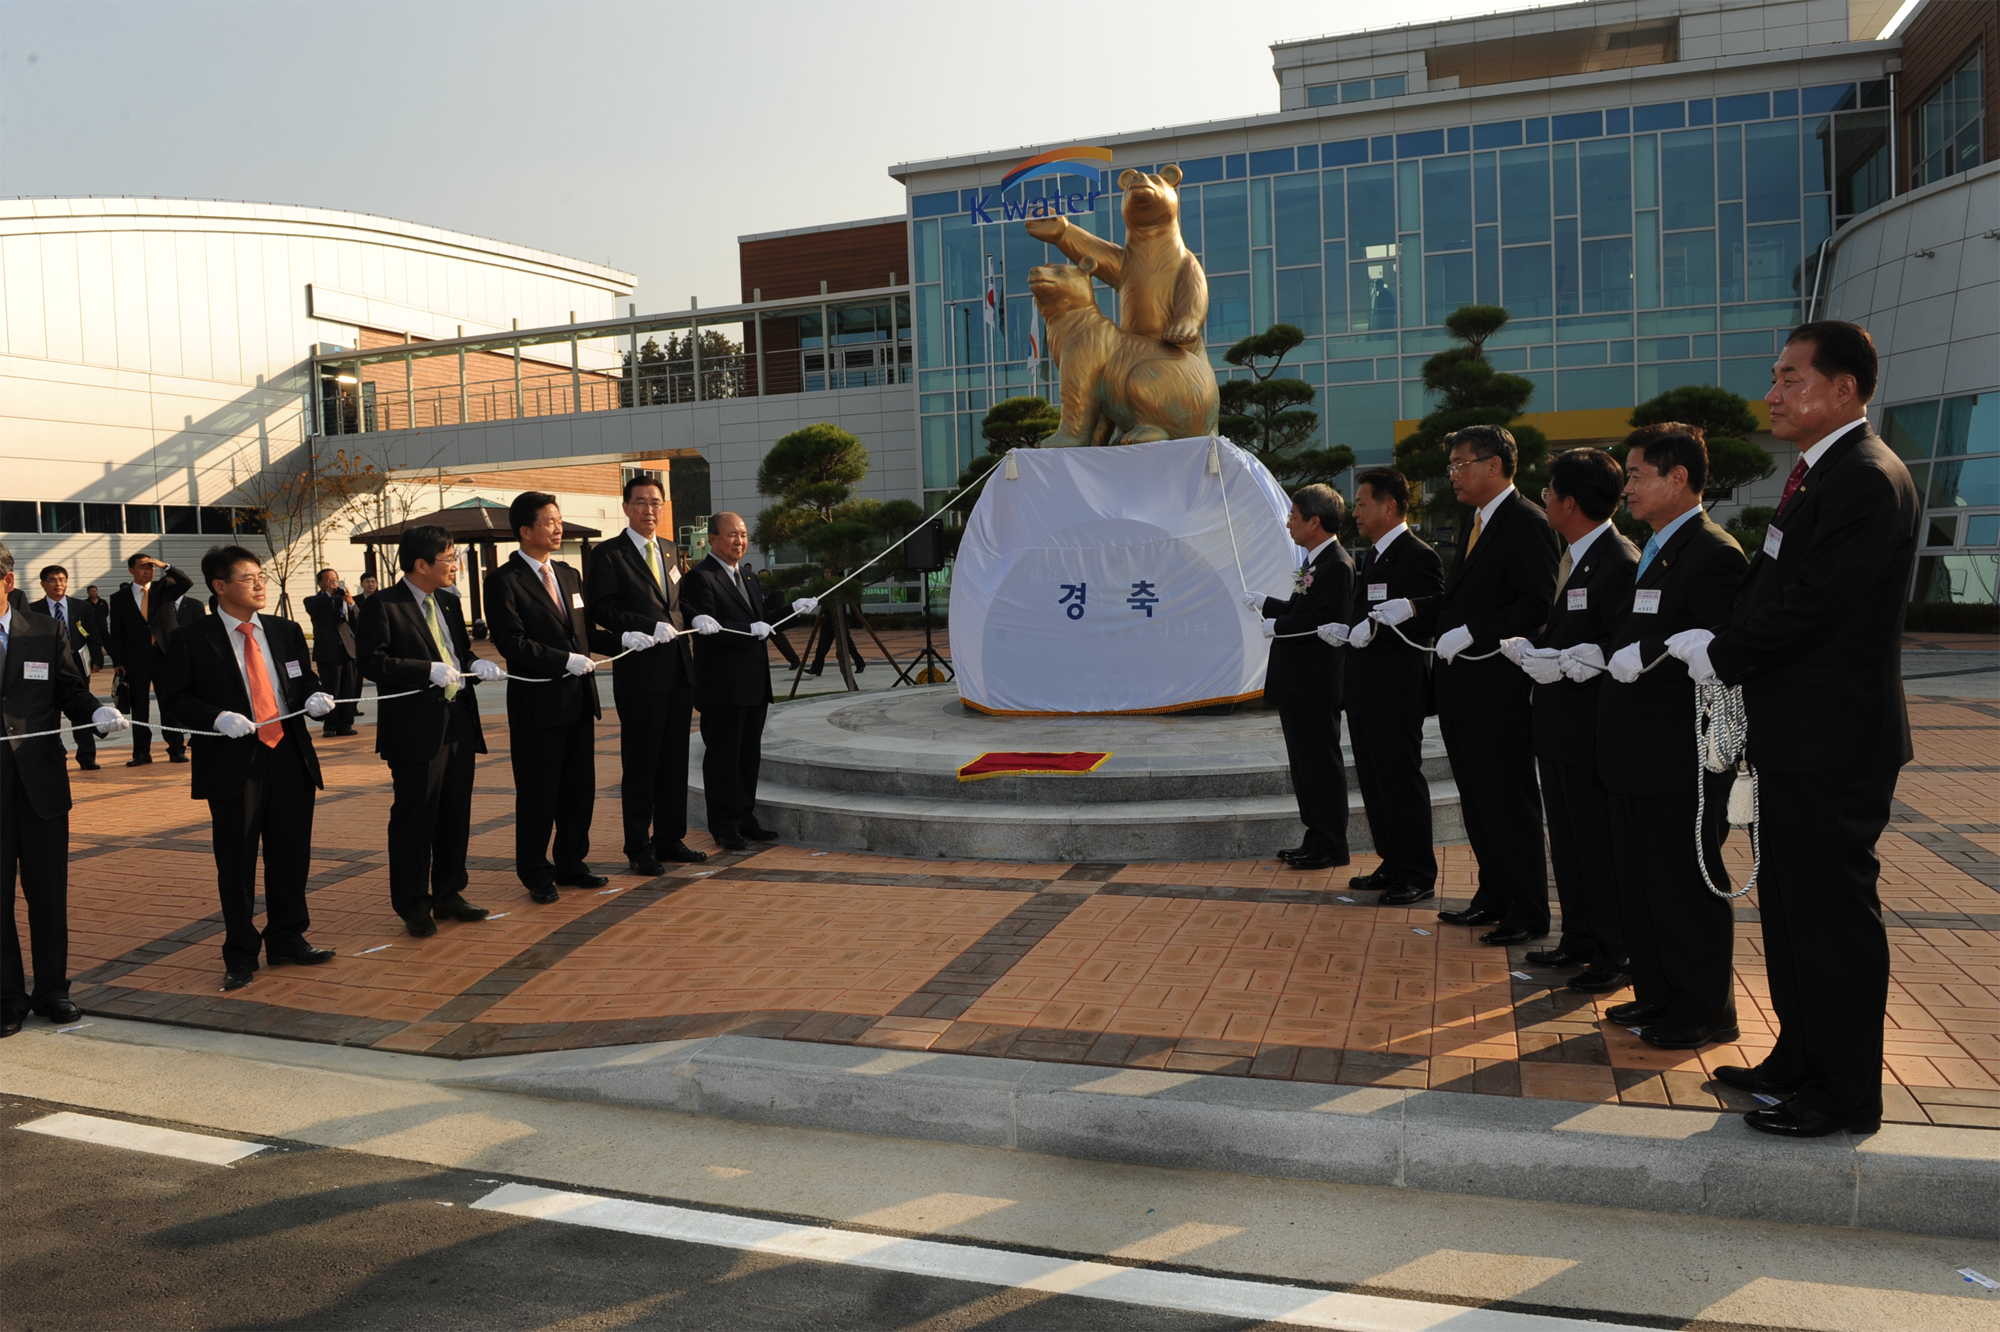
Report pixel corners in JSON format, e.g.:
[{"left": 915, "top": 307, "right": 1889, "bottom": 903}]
[{"left": 677, "top": 512, "right": 777, "bottom": 851}]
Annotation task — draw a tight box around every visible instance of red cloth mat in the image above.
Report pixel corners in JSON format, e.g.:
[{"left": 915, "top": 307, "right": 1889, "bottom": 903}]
[{"left": 957, "top": 751, "right": 1111, "bottom": 782}]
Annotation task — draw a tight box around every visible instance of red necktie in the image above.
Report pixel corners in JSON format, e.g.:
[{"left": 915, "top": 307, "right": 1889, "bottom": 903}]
[
  {"left": 541, "top": 562, "right": 563, "bottom": 612},
  {"left": 237, "top": 622, "right": 282, "bottom": 748},
  {"left": 1777, "top": 457, "right": 1809, "bottom": 513}
]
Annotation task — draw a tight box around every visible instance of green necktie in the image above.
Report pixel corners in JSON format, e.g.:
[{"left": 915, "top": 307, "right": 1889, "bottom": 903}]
[
  {"left": 644, "top": 539, "right": 664, "bottom": 593},
  {"left": 424, "top": 595, "right": 459, "bottom": 700}
]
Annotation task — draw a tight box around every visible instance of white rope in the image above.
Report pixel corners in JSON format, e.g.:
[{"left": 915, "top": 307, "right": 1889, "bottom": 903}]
[
  {"left": 7, "top": 688, "right": 432, "bottom": 741},
  {"left": 1694, "top": 679, "right": 1760, "bottom": 899}
]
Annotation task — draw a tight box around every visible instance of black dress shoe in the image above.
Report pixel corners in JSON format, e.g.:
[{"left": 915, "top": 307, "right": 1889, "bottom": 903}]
[
  {"left": 221, "top": 970, "right": 256, "bottom": 991},
  {"left": 1745, "top": 1101, "right": 1880, "bottom": 1138},
  {"left": 1479, "top": 925, "right": 1547, "bottom": 946},
  {"left": 1640, "top": 1017, "right": 1740, "bottom": 1049},
  {"left": 267, "top": 943, "right": 334, "bottom": 967},
  {"left": 34, "top": 997, "right": 83, "bottom": 1024},
  {"left": 1348, "top": 870, "right": 1392, "bottom": 891},
  {"left": 76, "top": 761, "right": 100, "bottom": 771},
  {"left": 1277, "top": 845, "right": 1309, "bottom": 862},
  {"left": 169, "top": 752, "right": 189, "bottom": 763},
  {"left": 434, "top": 896, "right": 491, "bottom": 921},
  {"left": 1713, "top": 1063, "right": 1805, "bottom": 1095},
  {"left": 714, "top": 832, "right": 749, "bottom": 851},
  {"left": 528, "top": 882, "right": 560, "bottom": 904},
  {"left": 1524, "top": 947, "right": 1588, "bottom": 968},
  {"left": 1437, "top": 906, "right": 1502, "bottom": 927},
  {"left": 554, "top": 869, "right": 610, "bottom": 889},
  {"left": 1566, "top": 967, "right": 1628, "bottom": 994},
  {"left": 1606, "top": 999, "right": 1670, "bottom": 1025},
  {"left": 0, "top": 1014, "right": 22, "bottom": 1038},
  {"left": 659, "top": 841, "right": 708, "bottom": 864},
  {"left": 125, "top": 757, "right": 153, "bottom": 767},
  {"left": 405, "top": 914, "right": 438, "bottom": 938},
  {"left": 1379, "top": 881, "right": 1436, "bottom": 906},
  {"left": 1286, "top": 850, "right": 1349, "bottom": 871},
  {"left": 740, "top": 824, "right": 777, "bottom": 843},
  {"left": 627, "top": 856, "right": 666, "bottom": 877}
]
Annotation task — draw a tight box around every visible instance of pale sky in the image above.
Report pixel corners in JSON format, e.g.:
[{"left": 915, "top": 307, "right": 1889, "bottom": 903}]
[{"left": 2, "top": 0, "right": 1560, "bottom": 313}]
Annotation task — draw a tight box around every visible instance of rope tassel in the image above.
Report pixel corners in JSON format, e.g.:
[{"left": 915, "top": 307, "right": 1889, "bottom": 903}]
[
  {"left": 1004, "top": 451, "right": 1018, "bottom": 480},
  {"left": 1727, "top": 763, "right": 1757, "bottom": 827},
  {"left": 1694, "top": 680, "right": 1760, "bottom": 898},
  {"left": 1206, "top": 437, "right": 1220, "bottom": 474}
]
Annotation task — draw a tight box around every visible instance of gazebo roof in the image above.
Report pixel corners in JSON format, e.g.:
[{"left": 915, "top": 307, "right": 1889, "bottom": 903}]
[{"left": 349, "top": 500, "right": 602, "bottom": 545}]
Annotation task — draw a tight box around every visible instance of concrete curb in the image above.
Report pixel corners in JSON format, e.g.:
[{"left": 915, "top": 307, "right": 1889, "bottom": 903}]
[{"left": 435, "top": 1034, "right": 2000, "bottom": 1242}]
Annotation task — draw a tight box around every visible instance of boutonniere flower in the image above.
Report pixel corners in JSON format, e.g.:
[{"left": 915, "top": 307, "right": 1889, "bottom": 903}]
[{"left": 1293, "top": 567, "right": 1313, "bottom": 594}]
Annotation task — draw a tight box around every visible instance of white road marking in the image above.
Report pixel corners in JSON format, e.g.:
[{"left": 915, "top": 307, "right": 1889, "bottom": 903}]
[
  {"left": 472, "top": 1184, "right": 1606, "bottom": 1330},
  {"left": 18, "top": 1111, "right": 267, "bottom": 1165}
]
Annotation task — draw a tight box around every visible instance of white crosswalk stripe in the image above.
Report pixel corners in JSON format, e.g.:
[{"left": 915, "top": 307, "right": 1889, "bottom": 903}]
[{"left": 18, "top": 1111, "right": 267, "bottom": 1165}]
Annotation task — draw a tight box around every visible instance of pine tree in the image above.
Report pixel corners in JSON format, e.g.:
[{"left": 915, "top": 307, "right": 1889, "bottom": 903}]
[
  {"left": 1394, "top": 304, "right": 1551, "bottom": 531},
  {"left": 1218, "top": 324, "right": 1354, "bottom": 490}
]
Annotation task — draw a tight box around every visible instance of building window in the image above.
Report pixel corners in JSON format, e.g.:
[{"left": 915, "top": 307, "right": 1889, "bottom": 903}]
[
  {"left": 1917, "top": 48, "right": 1985, "bottom": 186},
  {"left": 40, "top": 502, "right": 82, "bottom": 534},
  {"left": 84, "top": 503, "right": 124, "bottom": 534},
  {"left": 0, "top": 500, "right": 36, "bottom": 532},
  {"left": 125, "top": 504, "right": 162, "bottom": 534}
]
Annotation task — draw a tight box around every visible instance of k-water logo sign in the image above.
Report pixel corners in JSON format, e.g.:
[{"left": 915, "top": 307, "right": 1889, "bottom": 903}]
[{"left": 963, "top": 145, "right": 1113, "bottom": 224}]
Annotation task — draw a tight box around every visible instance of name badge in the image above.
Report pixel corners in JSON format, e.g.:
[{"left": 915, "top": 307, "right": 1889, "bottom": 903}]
[
  {"left": 571, "top": 592, "right": 586, "bottom": 609},
  {"left": 285, "top": 660, "right": 303, "bottom": 678},
  {"left": 1367, "top": 583, "right": 1388, "bottom": 602},
  {"left": 1763, "top": 527, "right": 1783, "bottom": 559},
  {"left": 1633, "top": 589, "right": 1662, "bottom": 614},
  {"left": 22, "top": 661, "right": 48, "bottom": 681},
  {"left": 1567, "top": 587, "right": 1588, "bottom": 611}
]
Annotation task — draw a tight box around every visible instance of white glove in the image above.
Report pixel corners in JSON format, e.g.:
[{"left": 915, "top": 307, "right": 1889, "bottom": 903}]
[
  {"left": 621, "top": 631, "right": 655, "bottom": 652},
  {"left": 652, "top": 621, "right": 679, "bottom": 645},
  {"left": 749, "top": 621, "right": 774, "bottom": 640},
  {"left": 1260, "top": 618, "right": 1277, "bottom": 639},
  {"left": 470, "top": 658, "right": 503, "bottom": 682},
  {"left": 304, "top": 691, "right": 336, "bottom": 718},
  {"left": 1435, "top": 625, "right": 1475, "bottom": 663},
  {"left": 428, "top": 661, "right": 463, "bottom": 689},
  {"left": 1520, "top": 649, "right": 1565, "bottom": 685},
  {"left": 1347, "top": 618, "right": 1377, "bottom": 650},
  {"left": 1374, "top": 597, "right": 1414, "bottom": 626},
  {"left": 564, "top": 653, "right": 596, "bottom": 676},
  {"left": 1560, "top": 643, "right": 1607, "bottom": 682},
  {"left": 214, "top": 711, "right": 256, "bottom": 739},
  {"left": 1499, "top": 636, "right": 1532, "bottom": 666},
  {"left": 92, "top": 706, "right": 128, "bottom": 736},
  {"left": 691, "top": 614, "right": 721, "bottom": 635},
  {"left": 1241, "top": 591, "right": 1267, "bottom": 612},
  {"left": 1666, "top": 627, "right": 1718, "bottom": 683},
  {"left": 1608, "top": 642, "right": 1646, "bottom": 683},
  {"left": 791, "top": 597, "right": 819, "bottom": 617},
  {"left": 1316, "top": 621, "right": 1350, "bottom": 647}
]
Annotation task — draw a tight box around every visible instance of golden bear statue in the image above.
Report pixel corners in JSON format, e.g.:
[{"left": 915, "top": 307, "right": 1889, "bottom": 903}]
[
  {"left": 1026, "top": 165, "right": 1207, "bottom": 348},
  {"left": 1027, "top": 258, "right": 1220, "bottom": 448}
]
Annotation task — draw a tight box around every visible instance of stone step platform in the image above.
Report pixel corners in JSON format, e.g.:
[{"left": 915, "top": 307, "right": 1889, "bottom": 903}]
[{"left": 689, "top": 685, "right": 1464, "bottom": 863}]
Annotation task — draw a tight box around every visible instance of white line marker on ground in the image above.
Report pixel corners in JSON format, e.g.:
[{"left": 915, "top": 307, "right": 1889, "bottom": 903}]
[
  {"left": 472, "top": 1184, "right": 1605, "bottom": 1330},
  {"left": 18, "top": 1112, "right": 266, "bottom": 1165}
]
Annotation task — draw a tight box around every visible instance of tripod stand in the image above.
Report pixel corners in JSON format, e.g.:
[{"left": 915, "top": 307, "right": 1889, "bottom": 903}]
[{"left": 899, "top": 571, "right": 953, "bottom": 687}]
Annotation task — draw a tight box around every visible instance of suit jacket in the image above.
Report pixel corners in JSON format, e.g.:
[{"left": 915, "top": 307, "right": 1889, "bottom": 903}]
[
  {"left": 1, "top": 610, "right": 101, "bottom": 818},
  {"left": 1594, "top": 512, "right": 1746, "bottom": 794},
  {"left": 1257, "top": 541, "right": 1355, "bottom": 709},
  {"left": 1427, "top": 489, "right": 1561, "bottom": 721},
  {"left": 84, "top": 596, "right": 109, "bottom": 638},
  {"left": 1709, "top": 424, "right": 1921, "bottom": 775},
  {"left": 1345, "top": 528, "right": 1443, "bottom": 719},
  {"left": 107, "top": 565, "right": 193, "bottom": 673},
  {"left": 28, "top": 595, "right": 94, "bottom": 660},
  {"left": 585, "top": 532, "right": 695, "bottom": 696},
  {"left": 484, "top": 553, "right": 616, "bottom": 729},
  {"left": 677, "top": 555, "right": 775, "bottom": 710},
  {"left": 302, "top": 591, "right": 359, "bottom": 664},
  {"left": 158, "top": 613, "right": 327, "bottom": 801},
  {"left": 355, "top": 581, "right": 488, "bottom": 765},
  {"left": 175, "top": 597, "right": 205, "bottom": 628},
  {"left": 1530, "top": 527, "right": 1640, "bottom": 763}
]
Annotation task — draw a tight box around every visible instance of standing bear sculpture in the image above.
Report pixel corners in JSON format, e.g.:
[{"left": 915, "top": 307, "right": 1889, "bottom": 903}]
[
  {"left": 1026, "top": 165, "right": 1207, "bottom": 347},
  {"left": 1027, "top": 257, "right": 1219, "bottom": 448}
]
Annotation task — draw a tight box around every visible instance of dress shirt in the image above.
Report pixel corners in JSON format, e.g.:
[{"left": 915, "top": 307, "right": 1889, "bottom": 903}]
[
  {"left": 1305, "top": 535, "right": 1338, "bottom": 565},
  {"left": 216, "top": 608, "right": 288, "bottom": 709},
  {"left": 130, "top": 581, "right": 149, "bottom": 610},
  {"left": 1646, "top": 504, "right": 1703, "bottom": 554},
  {"left": 401, "top": 578, "right": 448, "bottom": 625},
  {"left": 1371, "top": 522, "right": 1410, "bottom": 558},
  {"left": 1565, "top": 519, "right": 1614, "bottom": 566},
  {"left": 1473, "top": 485, "right": 1517, "bottom": 534},
  {"left": 516, "top": 548, "right": 559, "bottom": 588},
  {"left": 1800, "top": 416, "right": 1866, "bottom": 471},
  {"left": 624, "top": 527, "right": 672, "bottom": 589}
]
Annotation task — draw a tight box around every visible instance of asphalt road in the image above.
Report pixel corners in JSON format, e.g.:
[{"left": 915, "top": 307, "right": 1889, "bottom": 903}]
[{"left": 0, "top": 1097, "right": 1301, "bottom": 1332}]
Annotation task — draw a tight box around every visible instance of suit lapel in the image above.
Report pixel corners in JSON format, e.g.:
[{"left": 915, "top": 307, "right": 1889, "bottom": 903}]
[{"left": 205, "top": 615, "right": 255, "bottom": 714}]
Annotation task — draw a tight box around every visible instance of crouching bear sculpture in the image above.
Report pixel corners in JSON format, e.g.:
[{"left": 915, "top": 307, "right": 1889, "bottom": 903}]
[{"left": 1027, "top": 256, "right": 1220, "bottom": 448}]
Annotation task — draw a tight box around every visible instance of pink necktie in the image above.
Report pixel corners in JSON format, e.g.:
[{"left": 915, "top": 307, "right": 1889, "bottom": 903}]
[{"left": 541, "top": 562, "right": 563, "bottom": 611}]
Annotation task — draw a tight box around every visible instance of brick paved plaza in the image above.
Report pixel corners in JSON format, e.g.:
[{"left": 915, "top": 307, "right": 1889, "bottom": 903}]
[{"left": 41, "top": 644, "right": 1999, "bottom": 1133}]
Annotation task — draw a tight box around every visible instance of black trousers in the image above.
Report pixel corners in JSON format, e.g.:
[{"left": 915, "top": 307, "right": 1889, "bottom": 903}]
[
  {"left": 86, "top": 638, "right": 104, "bottom": 671},
  {"left": 1278, "top": 704, "right": 1349, "bottom": 860},
  {"left": 511, "top": 711, "right": 597, "bottom": 885},
  {"left": 808, "top": 607, "right": 866, "bottom": 673},
  {"left": 1, "top": 750, "right": 69, "bottom": 1016},
  {"left": 1440, "top": 711, "right": 1548, "bottom": 931},
  {"left": 386, "top": 699, "right": 477, "bottom": 920},
  {"left": 316, "top": 657, "right": 360, "bottom": 733},
  {"left": 700, "top": 703, "right": 767, "bottom": 836},
  {"left": 1756, "top": 767, "right": 1898, "bottom": 1120},
  {"left": 1606, "top": 775, "right": 1737, "bottom": 1028},
  {"left": 614, "top": 681, "right": 694, "bottom": 857},
  {"left": 207, "top": 734, "right": 314, "bottom": 973},
  {"left": 1347, "top": 710, "right": 1435, "bottom": 887},
  {"left": 123, "top": 664, "right": 185, "bottom": 762},
  {"left": 1538, "top": 756, "right": 1624, "bottom": 970}
]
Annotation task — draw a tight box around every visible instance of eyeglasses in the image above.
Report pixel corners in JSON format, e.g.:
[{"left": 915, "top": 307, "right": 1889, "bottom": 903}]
[
  {"left": 1446, "top": 458, "right": 1492, "bottom": 477},
  {"left": 626, "top": 499, "right": 666, "bottom": 509},
  {"left": 226, "top": 574, "right": 270, "bottom": 587}
]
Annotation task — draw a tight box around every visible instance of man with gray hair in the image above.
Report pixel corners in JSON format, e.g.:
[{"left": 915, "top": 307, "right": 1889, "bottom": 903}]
[{"left": 1243, "top": 485, "right": 1356, "bottom": 870}]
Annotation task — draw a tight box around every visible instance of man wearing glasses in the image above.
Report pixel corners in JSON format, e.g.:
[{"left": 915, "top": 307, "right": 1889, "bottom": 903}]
[{"left": 159, "top": 546, "right": 339, "bottom": 990}]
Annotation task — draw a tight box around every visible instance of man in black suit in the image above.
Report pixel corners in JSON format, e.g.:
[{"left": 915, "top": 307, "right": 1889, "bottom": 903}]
[
  {"left": 82, "top": 585, "right": 108, "bottom": 671},
  {"left": 1674, "top": 322, "right": 1922, "bottom": 1138},
  {"left": 108, "top": 550, "right": 192, "bottom": 766},
  {"left": 679, "top": 511, "right": 778, "bottom": 851},
  {"left": 1, "top": 542, "right": 124, "bottom": 1036},
  {"left": 1585, "top": 426, "right": 1747, "bottom": 1051},
  {"left": 159, "top": 545, "right": 339, "bottom": 990},
  {"left": 485, "top": 491, "right": 617, "bottom": 902},
  {"left": 356, "top": 525, "right": 501, "bottom": 936},
  {"left": 1501, "top": 449, "right": 1637, "bottom": 992},
  {"left": 29, "top": 565, "right": 99, "bottom": 771},
  {"left": 303, "top": 568, "right": 362, "bottom": 737},
  {"left": 586, "top": 474, "right": 708, "bottom": 875},
  {"left": 1421, "top": 426, "right": 1561, "bottom": 945},
  {"left": 1243, "top": 485, "right": 1355, "bottom": 871},
  {"left": 1339, "top": 468, "right": 1443, "bottom": 905}
]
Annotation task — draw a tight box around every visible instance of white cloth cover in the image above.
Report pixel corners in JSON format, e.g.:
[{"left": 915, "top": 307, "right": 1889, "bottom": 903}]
[{"left": 952, "top": 436, "right": 1299, "bottom": 715}]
